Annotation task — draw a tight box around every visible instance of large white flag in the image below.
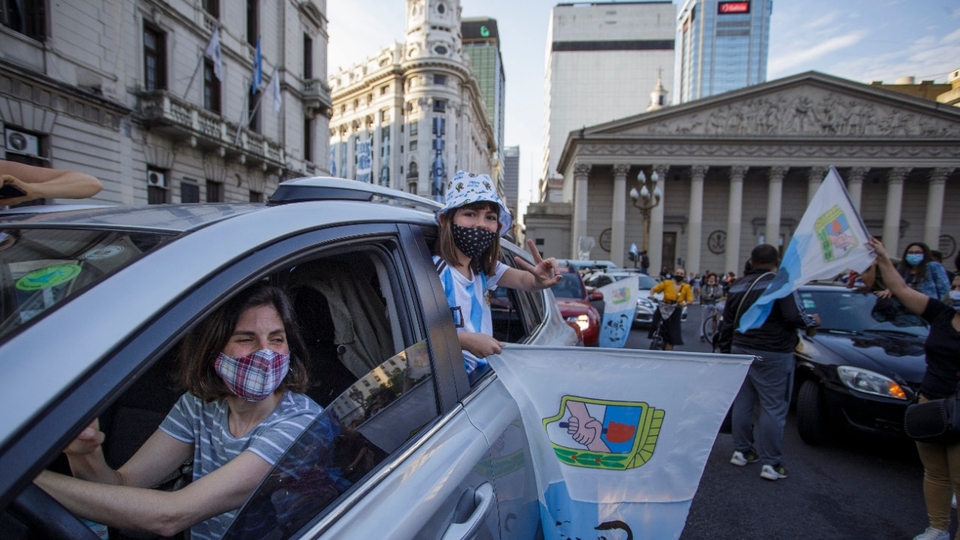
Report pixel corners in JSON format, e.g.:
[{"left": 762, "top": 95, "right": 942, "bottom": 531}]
[
  {"left": 596, "top": 275, "right": 639, "bottom": 348},
  {"left": 204, "top": 27, "right": 222, "bottom": 81},
  {"left": 738, "top": 166, "right": 874, "bottom": 332},
  {"left": 489, "top": 347, "right": 751, "bottom": 540},
  {"left": 268, "top": 69, "right": 282, "bottom": 114}
]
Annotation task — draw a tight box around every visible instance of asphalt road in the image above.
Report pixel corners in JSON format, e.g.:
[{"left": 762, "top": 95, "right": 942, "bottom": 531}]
[{"left": 622, "top": 303, "right": 933, "bottom": 540}]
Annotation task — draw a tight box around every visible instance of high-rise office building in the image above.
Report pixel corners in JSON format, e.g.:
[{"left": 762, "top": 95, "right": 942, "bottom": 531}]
[
  {"left": 542, "top": 1, "right": 675, "bottom": 202},
  {"left": 463, "top": 18, "right": 506, "bottom": 187},
  {"left": 675, "top": 0, "right": 773, "bottom": 103},
  {"left": 502, "top": 146, "right": 520, "bottom": 219}
]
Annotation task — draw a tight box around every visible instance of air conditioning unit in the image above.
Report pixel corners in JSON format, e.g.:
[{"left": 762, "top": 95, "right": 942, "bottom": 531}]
[
  {"left": 147, "top": 170, "right": 167, "bottom": 188},
  {"left": 5, "top": 129, "right": 40, "bottom": 157}
]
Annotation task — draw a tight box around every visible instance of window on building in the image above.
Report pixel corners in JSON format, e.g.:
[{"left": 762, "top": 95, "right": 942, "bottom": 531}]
[
  {"left": 248, "top": 92, "right": 259, "bottom": 132},
  {"left": 202, "top": 0, "right": 219, "bottom": 18},
  {"left": 249, "top": 190, "right": 263, "bottom": 203},
  {"left": 409, "top": 122, "right": 418, "bottom": 136},
  {"left": 181, "top": 182, "right": 200, "bottom": 203},
  {"left": 206, "top": 180, "right": 224, "bottom": 202},
  {"left": 1, "top": 0, "right": 45, "bottom": 40},
  {"left": 246, "top": 0, "right": 258, "bottom": 46},
  {"left": 407, "top": 181, "right": 417, "bottom": 194},
  {"left": 434, "top": 74, "right": 446, "bottom": 86},
  {"left": 146, "top": 168, "right": 169, "bottom": 205},
  {"left": 143, "top": 24, "right": 166, "bottom": 91},
  {"left": 409, "top": 140, "right": 418, "bottom": 152},
  {"left": 380, "top": 110, "right": 390, "bottom": 123},
  {"left": 304, "top": 116, "right": 313, "bottom": 162},
  {"left": 303, "top": 34, "right": 313, "bottom": 79},
  {"left": 203, "top": 59, "right": 221, "bottom": 113},
  {"left": 433, "top": 99, "right": 445, "bottom": 113},
  {"left": 380, "top": 85, "right": 388, "bottom": 95},
  {"left": 408, "top": 161, "right": 418, "bottom": 178}
]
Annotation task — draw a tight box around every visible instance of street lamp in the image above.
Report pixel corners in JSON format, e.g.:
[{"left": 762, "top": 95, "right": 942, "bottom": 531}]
[{"left": 629, "top": 169, "right": 662, "bottom": 253}]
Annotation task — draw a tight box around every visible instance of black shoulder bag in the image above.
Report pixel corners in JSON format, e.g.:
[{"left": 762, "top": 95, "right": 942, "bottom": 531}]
[{"left": 903, "top": 389, "right": 960, "bottom": 444}]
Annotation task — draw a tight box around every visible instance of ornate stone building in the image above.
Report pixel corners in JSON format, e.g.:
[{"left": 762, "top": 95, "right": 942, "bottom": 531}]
[
  {"left": 0, "top": 0, "right": 330, "bottom": 205},
  {"left": 327, "top": 0, "right": 497, "bottom": 202},
  {"left": 525, "top": 72, "right": 960, "bottom": 274}
]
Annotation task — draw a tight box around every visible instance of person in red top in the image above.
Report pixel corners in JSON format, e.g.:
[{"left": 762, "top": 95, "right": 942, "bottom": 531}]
[{"left": 648, "top": 268, "right": 693, "bottom": 350}]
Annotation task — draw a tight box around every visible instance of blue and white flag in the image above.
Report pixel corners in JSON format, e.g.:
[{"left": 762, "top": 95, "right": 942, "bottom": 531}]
[
  {"left": 489, "top": 347, "right": 751, "bottom": 540},
  {"left": 356, "top": 139, "right": 372, "bottom": 182},
  {"left": 597, "top": 275, "right": 639, "bottom": 348},
  {"left": 251, "top": 38, "right": 263, "bottom": 94},
  {"left": 738, "top": 166, "right": 874, "bottom": 332},
  {"left": 268, "top": 68, "right": 282, "bottom": 114}
]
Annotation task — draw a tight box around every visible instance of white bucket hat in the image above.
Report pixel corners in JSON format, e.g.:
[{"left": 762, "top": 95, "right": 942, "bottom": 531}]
[{"left": 437, "top": 170, "right": 513, "bottom": 236}]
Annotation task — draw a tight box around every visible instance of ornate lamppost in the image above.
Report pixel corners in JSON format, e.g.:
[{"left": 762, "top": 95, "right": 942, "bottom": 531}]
[{"left": 629, "top": 169, "right": 662, "bottom": 253}]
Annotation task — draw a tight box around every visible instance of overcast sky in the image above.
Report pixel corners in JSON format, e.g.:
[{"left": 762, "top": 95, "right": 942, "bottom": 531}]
[{"left": 327, "top": 0, "right": 960, "bottom": 214}]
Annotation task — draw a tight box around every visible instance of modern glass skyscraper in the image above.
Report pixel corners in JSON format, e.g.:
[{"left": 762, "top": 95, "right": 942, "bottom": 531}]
[
  {"left": 676, "top": 0, "right": 773, "bottom": 103},
  {"left": 463, "top": 18, "right": 506, "bottom": 187}
]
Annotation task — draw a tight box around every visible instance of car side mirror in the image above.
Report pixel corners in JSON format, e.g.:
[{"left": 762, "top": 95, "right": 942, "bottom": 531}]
[{"left": 590, "top": 291, "right": 604, "bottom": 301}]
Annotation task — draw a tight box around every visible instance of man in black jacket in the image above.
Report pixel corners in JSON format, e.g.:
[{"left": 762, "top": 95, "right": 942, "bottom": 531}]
[{"left": 718, "top": 244, "right": 819, "bottom": 481}]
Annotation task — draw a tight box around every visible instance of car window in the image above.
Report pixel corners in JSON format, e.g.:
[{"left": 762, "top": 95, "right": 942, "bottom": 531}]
[
  {"left": 637, "top": 275, "right": 658, "bottom": 289},
  {"left": 490, "top": 242, "right": 545, "bottom": 344},
  {"left": 550, "top": 272, "right": 586, "bottom": 299},
  {"left": 799, "top": 290, "right": 929, "bottom": 337},
  {"left": 0, "top": 228, "right": 172, "bottom": 340},
  {"left": 223, "top": 340, "right": 434, "bottom": 539}
]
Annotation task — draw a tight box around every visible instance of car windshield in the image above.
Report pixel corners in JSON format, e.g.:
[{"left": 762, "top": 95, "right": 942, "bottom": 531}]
[
  {"left": 550, "top": 273, "right": 586, "bottom": 299},
  {"left": 798, "top": 289, "right": 929, "bottom": 337},
  {"left": 0, "top": 228, "right": 172, "bottom": 341},
  {"left": 636, "top": 275, "right": 658, "bottom": 289}
]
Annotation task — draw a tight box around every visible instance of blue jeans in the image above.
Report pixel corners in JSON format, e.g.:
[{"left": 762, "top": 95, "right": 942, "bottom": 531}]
[{"left": 731, "top": 345, "right": 795, "bottom": 467}]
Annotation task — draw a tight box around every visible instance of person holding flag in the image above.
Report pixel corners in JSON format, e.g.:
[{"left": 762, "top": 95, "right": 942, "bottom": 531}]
[{"left": 717, "top": 244, "right": 820, "bottom": 480}]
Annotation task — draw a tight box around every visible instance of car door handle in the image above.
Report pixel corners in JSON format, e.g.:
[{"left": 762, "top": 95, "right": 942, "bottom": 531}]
[{"left": 441, "top": 483, "right": 495, "bottom": 540}]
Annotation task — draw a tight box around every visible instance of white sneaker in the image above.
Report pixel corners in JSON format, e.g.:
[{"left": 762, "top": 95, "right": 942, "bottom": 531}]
[
  {"left": 913, "top": 526, "right": 949, "bottom": 540},
  {"left": 730, "top": 450, "right": 758, "bottom": 467},
  {"left": 760, "top": 464, "right": 788, "bottom": 481}
]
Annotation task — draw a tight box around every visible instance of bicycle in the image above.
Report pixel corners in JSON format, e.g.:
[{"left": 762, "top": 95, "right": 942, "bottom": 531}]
[
  {"left": 649, "top": 301, "right": 678, "bottom": 351},
  {"left": 700, "top": 300, "right": 724, "bottom": 347}
]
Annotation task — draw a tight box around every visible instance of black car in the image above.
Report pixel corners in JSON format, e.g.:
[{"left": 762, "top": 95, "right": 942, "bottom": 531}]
[{"left": 792, "top": 284, "right": 928, "bottom": 444}]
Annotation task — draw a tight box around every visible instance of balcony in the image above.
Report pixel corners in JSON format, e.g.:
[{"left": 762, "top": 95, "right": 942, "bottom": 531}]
[
  {"left": 303, "top": 78, "right": 332, "bottom": 117},
  {"left": 138, "top": 90, "right": 285, "bottom": 169}
]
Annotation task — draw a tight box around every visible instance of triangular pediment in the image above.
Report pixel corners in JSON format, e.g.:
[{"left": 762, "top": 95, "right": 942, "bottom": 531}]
[{"left": 587, "top": 72, "right": 960, "bottom": 139}]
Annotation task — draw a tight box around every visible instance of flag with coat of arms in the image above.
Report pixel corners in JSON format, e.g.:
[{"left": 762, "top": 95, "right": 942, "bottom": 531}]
[
  {"left": 738, "top": 166, "right": 875, "bottom": 332},
  {"left": 488, "top": 346, "right": 751, "bottom": 540},
  {"left": 596, "top": 275, "right": 639, "bottom": 348}
]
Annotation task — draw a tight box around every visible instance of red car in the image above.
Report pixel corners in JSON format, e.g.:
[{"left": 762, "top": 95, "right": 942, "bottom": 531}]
[{"left": 551, "top": 267, "right": 602, "bottom": 346}]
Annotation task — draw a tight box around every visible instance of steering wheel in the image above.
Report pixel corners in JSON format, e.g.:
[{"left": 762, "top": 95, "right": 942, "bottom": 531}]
[{"left": 8, "top": 483, "right": 101, "bottom": 540}]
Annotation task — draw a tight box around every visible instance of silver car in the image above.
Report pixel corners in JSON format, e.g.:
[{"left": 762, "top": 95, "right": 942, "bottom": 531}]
[
  {"left": 0, "top": 178, "right": 581, "bottom": 539},
  {"left": 584, "top": 271, "right": 660, "bottom": 327}
]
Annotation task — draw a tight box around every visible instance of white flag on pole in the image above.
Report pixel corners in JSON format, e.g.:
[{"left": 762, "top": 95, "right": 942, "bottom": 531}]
[
  {"left": 489, "top": 346, "right": 751, "bottom": 540},
  {"left": 738, "top": 166, "right": 875, "bottom": 332},
  {"left": 268, "top": 70, "right": 282, "bottom": 114},
  {"left": 204, "top": 27, "right": 222, "bottom": 81},
  {"left": 596, "top": 275, "right": 639, "bottom": 348}
]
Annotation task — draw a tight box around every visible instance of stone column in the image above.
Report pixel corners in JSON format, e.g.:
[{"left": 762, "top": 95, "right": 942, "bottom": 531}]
[
  {"left": 649, "top": 164, "right": 668, "bottom": 273},
  {"left": 686, "top": 165, "right": 708, "bottom": 276},
  {"left": 765, "top": 166, "right": 787, "bottom": 248},
  {"left": 882, "top": 167, "right": 911, "bottom": 255},
  {"left": 924, "top": 168, "right": 953, "bottom": 249},
  {"left": 807, "top": 166, "right": 827, "bottom": 205},
  {"left": 573, "top": 162, "right": 592, "bottom": 259},
  {"left": 724, "top": 166, "right": 748, "bottom": 274},
  {"left": 845, "top": 167, "right": 869, "bottom": 212},
  {"left": 611, "top": 164, "right": 629, "bottom": 266}
]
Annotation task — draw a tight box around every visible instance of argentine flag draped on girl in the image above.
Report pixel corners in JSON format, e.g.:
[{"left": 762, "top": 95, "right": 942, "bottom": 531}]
[{"left": 738, "top": 167, "right": 875, "bottom": 332}]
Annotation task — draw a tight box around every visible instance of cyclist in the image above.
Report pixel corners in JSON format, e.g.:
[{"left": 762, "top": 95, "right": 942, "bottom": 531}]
[
  {"left": 648, "top": 268, "right": 693, "bottom": 350},
  {"left": 700, "top": 272, "right": 724, "bottom": 343}
]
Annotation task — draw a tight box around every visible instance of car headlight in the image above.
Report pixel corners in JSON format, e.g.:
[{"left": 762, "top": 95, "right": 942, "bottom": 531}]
[
  {"left": 836, "top": 366, "right": 908, "bottom": 400},
  {"left": 566, "top": 314, "right": 590, "bottom": 331},
  {"left": 637, "top": 298, "right": 654, "bottom": 309}
]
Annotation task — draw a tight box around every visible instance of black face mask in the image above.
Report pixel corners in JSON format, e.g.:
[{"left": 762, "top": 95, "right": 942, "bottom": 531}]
[
  {"left": 451, "top": 223, "right": 498, "bottom": 259},
  {"left": 674, "top": 276, "right": 685, "bottom": 282}
]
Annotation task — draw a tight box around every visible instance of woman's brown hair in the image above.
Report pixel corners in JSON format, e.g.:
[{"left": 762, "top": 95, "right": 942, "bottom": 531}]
[
  {"left": 176, "top": 282, "right": 311, "bottom": 401},
  {"left": 435, "top": 201, "right": 503, "bottom": 276}
]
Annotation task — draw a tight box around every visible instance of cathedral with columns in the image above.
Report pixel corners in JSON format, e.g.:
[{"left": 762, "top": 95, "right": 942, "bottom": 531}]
[{"left": 524, "top": 71, "right": 960, "bottom": 275}]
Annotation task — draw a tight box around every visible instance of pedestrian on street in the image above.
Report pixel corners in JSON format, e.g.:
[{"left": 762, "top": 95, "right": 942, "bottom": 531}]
[
  {"left": 717, "top": 244, "right": 819, "bottom": 481},
  {"left": 870, "top": 238, "right": 960, "bottom": 540},
  {"left": 648, "top": 267, "right": 693, "bottom": 351},
  {"left": 640, "top": 250, "right": 650, "bottom": 275},
  {"left": 699, "top": 273, "right": 723, "bottom": 342}
]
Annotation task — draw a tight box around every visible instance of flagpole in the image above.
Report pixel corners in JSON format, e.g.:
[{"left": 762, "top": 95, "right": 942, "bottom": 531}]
[
  {"left": 183, "top": 50, "right": 205, "bottom": 101},
  {"left": 234, "top": 87, "right": 265, "bottom": 146}
]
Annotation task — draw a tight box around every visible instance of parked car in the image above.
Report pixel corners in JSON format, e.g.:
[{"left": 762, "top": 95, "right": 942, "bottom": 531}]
[
  {"left": 792, "top": 283, "right": 928, "bottom": 444},
  {"left": 550, "top": 266, "right": 602, "bottom": 346},
  {"left": 583, "top": 270, "right": 661, "bottom": 327},
  {"left": 555, "top": 258, "right": 618, "bottom": 274},
  {"left": 0, "top": 178, "right": 583, "bottom": 540}
]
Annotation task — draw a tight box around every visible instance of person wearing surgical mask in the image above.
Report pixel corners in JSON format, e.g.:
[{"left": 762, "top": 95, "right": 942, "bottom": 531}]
[
  {"left": 35, "top": 283, "right": 321, "bottom": 539},
  {"left": 434, "top": 170, "right": 562, "bottom": 380},
  {"left": 890, "top": 242, "right": 951, "bottom": 303}
]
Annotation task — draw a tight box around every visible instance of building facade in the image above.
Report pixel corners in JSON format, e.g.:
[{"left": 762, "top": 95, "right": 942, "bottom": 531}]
[
  {"left": 0, "top": 0, "right": 331, "bottom": 205},
  {"left": 327, "top": 0, "right": 496, "bottom": 202},
  {"left": 502, "top": 145, "right": 520, "bottom": 220},
  {"left": 526, "top": 72, "right": 960, "bottom": 275},
  {"left": 462, "top": 18, "right": 506, "bottom": 189},
  {"left": 542, "top": 1, "right": 676, "bottom": 203},
  {"left": 676, "top": 0, "right": 773, "bottom": 104}
]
